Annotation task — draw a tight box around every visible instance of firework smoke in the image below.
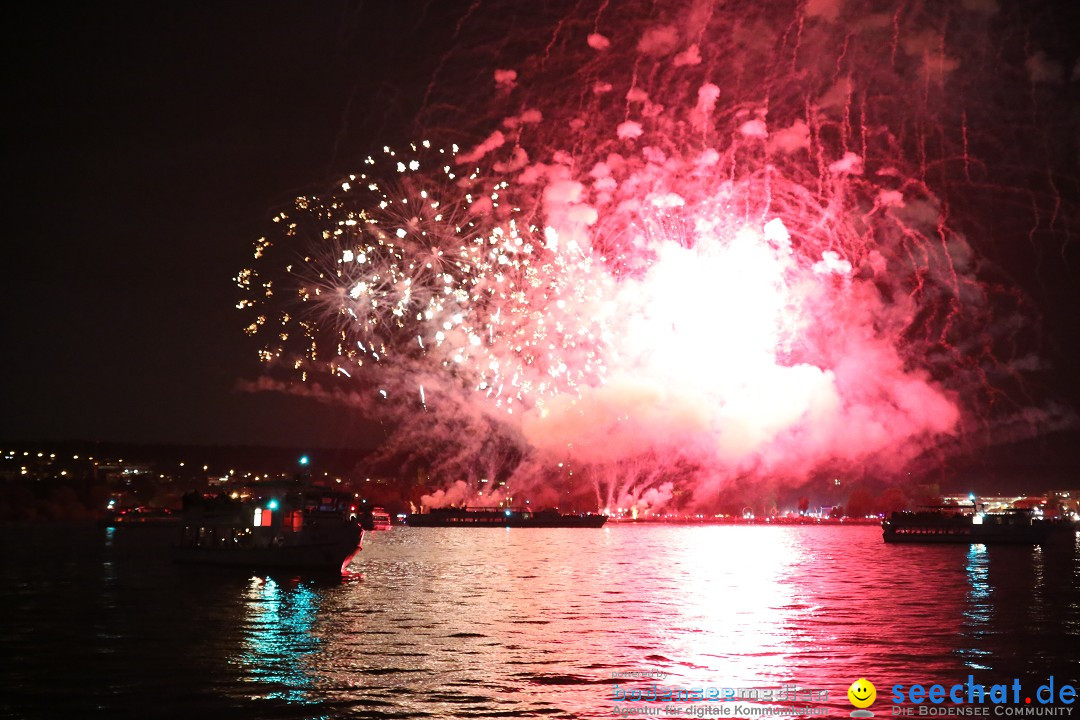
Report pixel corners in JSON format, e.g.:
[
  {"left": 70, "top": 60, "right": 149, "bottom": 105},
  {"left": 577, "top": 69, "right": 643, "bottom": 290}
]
[{"left": 239, "top": 0, "right": 1076, "bottom": 513}]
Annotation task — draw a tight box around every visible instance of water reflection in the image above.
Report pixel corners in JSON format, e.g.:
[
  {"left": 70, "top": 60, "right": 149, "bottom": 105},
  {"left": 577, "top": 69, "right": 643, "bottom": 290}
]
[
  {"left": 236, "top": 576, "right": 324, "bottom": 705},
  {"left": 7, "top": 524, "right": 1075, "bottom": 719},
  {"left": 961, "top": 544, "right": 992, "bottom": 670},
  {"left": 1030, "top": 545, "right": 1046, "bottom": 627},
  {"left": 666, "top": 527, "right": 802, "bottom": 683},
  {"left": 219, "top": 526, "right": 1080, "bottom": 715},
  {"left": 958, "top": 536, "right": 1080, "bottom": 682},
  {"left": 314, "top": 525, "right": 969, "bottom": 717}
]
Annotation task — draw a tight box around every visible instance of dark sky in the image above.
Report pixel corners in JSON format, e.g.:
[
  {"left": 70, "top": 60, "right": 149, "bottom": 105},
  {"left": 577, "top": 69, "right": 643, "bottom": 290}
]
[
  {"left": 3, "top": 2, "right": 463, "bottom": 447},
  {"left": 3, "top": 1, "right": 1079, "bottom": 451}
]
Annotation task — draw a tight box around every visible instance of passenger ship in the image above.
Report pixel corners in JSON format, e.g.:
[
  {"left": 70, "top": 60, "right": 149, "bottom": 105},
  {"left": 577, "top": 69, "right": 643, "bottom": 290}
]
[
  {"left": 882, "top": 506, "right": 1075, "bottom": 545},
  {"left": 173, "top": 485, "right": 364, "bottom": 573}
]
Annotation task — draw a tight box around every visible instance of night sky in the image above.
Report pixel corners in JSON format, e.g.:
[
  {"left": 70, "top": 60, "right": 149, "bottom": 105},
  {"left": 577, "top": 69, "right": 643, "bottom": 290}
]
[
  {"left": 4, "top": 2, "right": 469, "bottom": 447},
  {"left": 4, "top": 1, "right": 1079, "bottom": 456}
]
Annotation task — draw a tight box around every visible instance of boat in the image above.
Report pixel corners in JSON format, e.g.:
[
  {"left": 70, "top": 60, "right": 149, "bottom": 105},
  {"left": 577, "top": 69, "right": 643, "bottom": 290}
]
[
  {"left": 405, "top": 506, "right": 608, "bottom": 528},
  {"left": 172, "top": 486, "right": 364, "bottom": 573},
  {"left": 368, "top": 506, "right": 392, "bottom": 530},
  {"left": 882, "top": 505, "right": 1076, "bottom": 545}
]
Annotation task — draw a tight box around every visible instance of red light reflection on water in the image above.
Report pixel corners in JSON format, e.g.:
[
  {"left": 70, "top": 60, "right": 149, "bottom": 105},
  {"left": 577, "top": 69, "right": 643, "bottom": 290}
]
[
  {"left": 571, "top": 525, "right": 981, "bottom": 714},
  {"left": 226, "top": 526, "right": 1080, "bottom": 718},
  {"left": 662, "top": 526, "right": 804, "bottom": 682}
]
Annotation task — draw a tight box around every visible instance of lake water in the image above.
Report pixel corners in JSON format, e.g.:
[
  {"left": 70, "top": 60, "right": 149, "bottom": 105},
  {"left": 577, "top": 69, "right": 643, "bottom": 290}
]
[{"left": 2, "top": 524, "right": 1078, "bottom": 719}]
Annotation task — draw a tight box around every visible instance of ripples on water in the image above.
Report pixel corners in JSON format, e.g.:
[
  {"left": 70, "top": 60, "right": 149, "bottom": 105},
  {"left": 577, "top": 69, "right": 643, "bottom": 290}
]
[{"left": 1, "top": 524, "right": 1077, "bottom": 718}]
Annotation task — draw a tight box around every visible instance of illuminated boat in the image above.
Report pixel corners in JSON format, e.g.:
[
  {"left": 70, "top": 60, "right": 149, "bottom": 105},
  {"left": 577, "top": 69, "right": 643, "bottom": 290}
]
[
  {"left": 882, "top": 506, "right": 1075, "bottom": 545},
  {"left": 173, "top": 487, "right": 364, "bottom": 573},
  {"left": 405, "top": 506, "right": 607, "bottom": 528},
  {"left": 368, "top": 506, "right": 392, "bottom": 530}
]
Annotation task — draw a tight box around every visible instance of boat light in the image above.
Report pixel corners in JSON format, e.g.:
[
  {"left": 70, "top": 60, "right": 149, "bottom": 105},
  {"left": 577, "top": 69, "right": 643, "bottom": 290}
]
[{"left": 267, "top": 499, "right": 279, "bottom": 510}]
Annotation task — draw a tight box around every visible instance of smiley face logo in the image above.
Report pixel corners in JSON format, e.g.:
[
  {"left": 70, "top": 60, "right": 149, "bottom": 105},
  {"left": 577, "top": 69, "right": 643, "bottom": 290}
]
[{"left": 848, "top": 678, "right": 876, "bottom": 709}]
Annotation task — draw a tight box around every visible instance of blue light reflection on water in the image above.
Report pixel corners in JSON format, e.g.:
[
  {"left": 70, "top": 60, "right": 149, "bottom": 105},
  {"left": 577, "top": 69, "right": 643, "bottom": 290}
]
[
  {"left": 961, "top": 544, "right": 992, "bottom": 670},
  {"left": 236, "top": 576, "right": 324, "bottom": 706}
]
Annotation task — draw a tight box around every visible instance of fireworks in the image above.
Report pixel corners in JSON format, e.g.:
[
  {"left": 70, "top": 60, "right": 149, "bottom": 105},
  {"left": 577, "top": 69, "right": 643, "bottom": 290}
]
[
  {"left": 243, "top": 143, "right": 610, "bottom": 413},
  {"left": 239, "top": 0, "right": 1074, "bottom": 513}
]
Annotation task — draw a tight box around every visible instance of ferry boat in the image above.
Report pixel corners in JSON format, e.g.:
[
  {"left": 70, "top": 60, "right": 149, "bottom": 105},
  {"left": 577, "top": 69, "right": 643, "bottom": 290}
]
[
  {"left": 882, "top": 505, "right": 1075, "bottom": 545},
  {"left": 405, "top": 506, "right": 608, "bottom": 528},
  {"left": 173, "top": 486, "right": 364, "bottom": 573}
]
